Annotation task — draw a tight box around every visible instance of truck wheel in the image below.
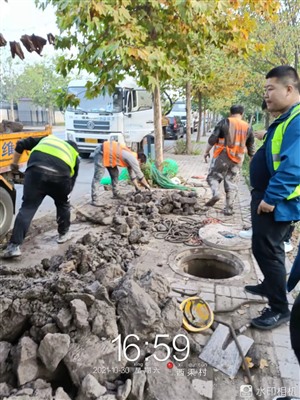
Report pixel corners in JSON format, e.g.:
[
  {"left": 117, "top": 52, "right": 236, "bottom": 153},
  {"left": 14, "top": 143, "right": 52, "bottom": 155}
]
[
  {"left": 0, "top": 187, "right": 14, "bottom": 237},
  {"left": 79, "top": 152, "right": 91, "bottom": 159}
]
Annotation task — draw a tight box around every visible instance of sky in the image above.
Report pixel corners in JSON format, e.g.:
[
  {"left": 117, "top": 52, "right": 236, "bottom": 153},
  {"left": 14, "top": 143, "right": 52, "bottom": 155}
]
[{"left": 0, "top": 0, "right": 59, "bottom": 61}]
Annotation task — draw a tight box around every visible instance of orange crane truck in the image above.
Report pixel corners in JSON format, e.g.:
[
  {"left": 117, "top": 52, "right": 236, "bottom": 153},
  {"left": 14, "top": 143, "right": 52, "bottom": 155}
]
[{"left": 0, "top": 126, "right": 51, "bottom": 237}]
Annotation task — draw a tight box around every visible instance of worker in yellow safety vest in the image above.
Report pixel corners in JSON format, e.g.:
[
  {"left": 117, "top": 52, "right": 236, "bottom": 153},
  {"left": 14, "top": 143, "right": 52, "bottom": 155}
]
[
  {"left": 245, "top": 65, "right": 300, "bottom": 332},
  {"left": 2, "top": 135, "right": 80, "bottom": 259}
]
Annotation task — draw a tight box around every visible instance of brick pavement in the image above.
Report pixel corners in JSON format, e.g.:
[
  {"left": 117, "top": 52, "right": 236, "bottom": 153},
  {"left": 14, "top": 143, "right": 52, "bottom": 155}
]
[{"left": 162, "top": 138, "right": 300, "bottom": 400}]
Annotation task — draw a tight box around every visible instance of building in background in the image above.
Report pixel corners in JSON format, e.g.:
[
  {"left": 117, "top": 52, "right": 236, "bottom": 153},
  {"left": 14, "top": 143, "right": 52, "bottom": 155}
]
[{"left": 0, "top": 99, "right": 64, "bottom": 126}]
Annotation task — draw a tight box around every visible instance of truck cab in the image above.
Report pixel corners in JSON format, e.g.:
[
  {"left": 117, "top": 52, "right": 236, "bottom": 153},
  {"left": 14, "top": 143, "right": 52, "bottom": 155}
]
[{"left": 65, "top": 79, "right": 154, "bottom": 158}]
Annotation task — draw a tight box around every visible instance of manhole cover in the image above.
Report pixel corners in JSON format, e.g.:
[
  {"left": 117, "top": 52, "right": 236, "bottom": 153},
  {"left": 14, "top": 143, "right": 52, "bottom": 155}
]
[{"left": 198, "top": 223, "right": 251, "bottom": 250}]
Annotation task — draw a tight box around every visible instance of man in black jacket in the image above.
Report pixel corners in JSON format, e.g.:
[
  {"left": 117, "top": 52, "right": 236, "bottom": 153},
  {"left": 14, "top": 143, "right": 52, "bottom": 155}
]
[{"left": 2, "top": 135, "right": 80, "bottom": 259}]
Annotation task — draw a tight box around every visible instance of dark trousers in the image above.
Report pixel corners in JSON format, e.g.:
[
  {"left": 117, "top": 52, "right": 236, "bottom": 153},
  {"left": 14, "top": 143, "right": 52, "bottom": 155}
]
[
  {"left": 251, "top": 190, "right": 290, "bottom": 314},
  {"left": 290, "top": 292, "right": 300, "bottom": 364},
  {"left": 11, "top": 167, "right": 71, "bottom": 245},
  {"left": 91, "top": 145, "right": 119, "bottom": 202}
]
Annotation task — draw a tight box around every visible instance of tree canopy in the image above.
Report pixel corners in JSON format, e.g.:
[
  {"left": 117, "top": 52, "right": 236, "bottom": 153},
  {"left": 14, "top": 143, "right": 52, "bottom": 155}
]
[{"left": 37, "top": 0, "right": 280, "bottom": 166}]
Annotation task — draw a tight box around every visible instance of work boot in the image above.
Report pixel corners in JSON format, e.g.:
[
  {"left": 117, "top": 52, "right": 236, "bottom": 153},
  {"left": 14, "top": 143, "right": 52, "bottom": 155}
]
[
  {"left": 244, "top": 283, "right": 267, "bottom": 297},
  {"left": 251, "top": 307, "right": 290, "bottom": 330},
  {"left": 205, "top": 195, "right": 220, "bottom": 207},
  {"left": 57, "top": 232, "right": 72, "bottom": 244},
  {"left": 2, "top": 243, "right": 21, "bottom": 258}
]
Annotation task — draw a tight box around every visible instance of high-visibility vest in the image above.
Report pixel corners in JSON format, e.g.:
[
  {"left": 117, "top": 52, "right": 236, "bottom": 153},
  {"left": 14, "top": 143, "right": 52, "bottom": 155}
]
[
  {"left": 213, "top": 118, "right": 249, "bottom": 163},
  {"left": 271, "top": 103, "right": 300, "bottom": 200},
  {"left": 31, "top": 135, "right": 79, "bottom": 176},
  {"left": 103, "top": 141, "right": 137, "bottom": 168}
]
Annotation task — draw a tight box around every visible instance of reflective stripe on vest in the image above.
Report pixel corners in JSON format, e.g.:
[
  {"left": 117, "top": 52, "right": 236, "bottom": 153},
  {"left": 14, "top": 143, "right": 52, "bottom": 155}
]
[
  {"left": 103, "top": 141, "right": 136, "bottom": 168},
  {"left": 213, "top": 118, "right": 249, "bottom": 163},
  {"left": 31, "top": 136, "right": 78, "bottom": 176},
  {"left": 271, "top": 104, "right": 300, "bottom": 200}
]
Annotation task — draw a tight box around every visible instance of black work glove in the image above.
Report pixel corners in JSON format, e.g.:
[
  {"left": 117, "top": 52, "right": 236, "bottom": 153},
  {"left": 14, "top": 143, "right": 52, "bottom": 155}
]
[{"left": 10, "top": 163, "right": 19, "bottom": 173}]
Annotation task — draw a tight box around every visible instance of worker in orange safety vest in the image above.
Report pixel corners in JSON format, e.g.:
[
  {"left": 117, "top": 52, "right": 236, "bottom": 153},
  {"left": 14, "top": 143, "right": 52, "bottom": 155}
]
[
  {"left": 91, "top": 141, "right": 151, "bottom": 206},
  {"left": 204, "top": 105, "right": 255, "bottom": 215}
]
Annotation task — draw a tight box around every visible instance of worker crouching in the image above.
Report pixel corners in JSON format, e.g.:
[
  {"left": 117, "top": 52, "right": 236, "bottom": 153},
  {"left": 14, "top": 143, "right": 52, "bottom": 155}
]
[{"left": 91, "top": 141, "right": 151, "bottom": 206}]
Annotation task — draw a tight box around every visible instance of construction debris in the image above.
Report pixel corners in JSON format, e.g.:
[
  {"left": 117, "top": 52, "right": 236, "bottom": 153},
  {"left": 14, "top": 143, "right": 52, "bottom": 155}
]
[
  {"left": 0, "top": 120, "right": 24, "bottom": 133},
  {"left": 199, "top": 324, "right": 254, "bottom": 378}
]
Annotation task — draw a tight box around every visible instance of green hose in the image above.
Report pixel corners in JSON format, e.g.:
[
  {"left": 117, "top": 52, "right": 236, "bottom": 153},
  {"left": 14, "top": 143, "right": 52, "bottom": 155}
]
[{"left": 150, "top": 165, "right": 194, "bottom": 191}]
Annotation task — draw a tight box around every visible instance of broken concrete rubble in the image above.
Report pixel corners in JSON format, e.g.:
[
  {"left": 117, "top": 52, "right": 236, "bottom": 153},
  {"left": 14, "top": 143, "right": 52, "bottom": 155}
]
[
  {"left": 15, "top": 337, "right": 39, "bottom": 386},
  {"left": 38, "top": 333, "right": 70, "bottom": 372},
  {"left": 0, "top": 188, "right": 259, "bottom": 400},
  {"left": 144, "top": 351, "right": 204, "bottom": 400},
  {"left": 0, "top": 221, "right": 195, "bottom": 399},
  {"left": 76, "top": 373, "right": 106, "bottom": 399}
]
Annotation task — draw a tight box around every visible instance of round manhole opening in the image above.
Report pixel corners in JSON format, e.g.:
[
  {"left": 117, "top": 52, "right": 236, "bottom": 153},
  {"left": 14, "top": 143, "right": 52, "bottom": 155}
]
[{"left": 174, "top": 248, "right": 244, "bottom": 280}]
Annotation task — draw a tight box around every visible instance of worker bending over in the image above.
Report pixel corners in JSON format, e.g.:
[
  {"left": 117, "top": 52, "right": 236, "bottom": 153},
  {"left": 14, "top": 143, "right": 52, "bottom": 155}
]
[{"left": 91, "top": 141, "right": 151, "bottom": 206}]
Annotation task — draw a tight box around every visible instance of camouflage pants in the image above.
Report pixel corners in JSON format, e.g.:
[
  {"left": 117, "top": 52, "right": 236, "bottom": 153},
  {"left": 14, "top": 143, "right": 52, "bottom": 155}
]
[
  {"left": 91, "top": 144, "right": 119, "bottom": 203},
  {"left": 206, "top": 150, "right": 241, "bottom": 214}
]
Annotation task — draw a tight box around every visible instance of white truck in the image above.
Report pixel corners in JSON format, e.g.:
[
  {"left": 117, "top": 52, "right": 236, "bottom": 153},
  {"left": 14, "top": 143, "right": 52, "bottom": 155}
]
[
  {"left": 168, "top": 99, "right": 198, "bottom": 132},
  {"left": 65, "top": 79, "right": 154, "bottom": 158}
]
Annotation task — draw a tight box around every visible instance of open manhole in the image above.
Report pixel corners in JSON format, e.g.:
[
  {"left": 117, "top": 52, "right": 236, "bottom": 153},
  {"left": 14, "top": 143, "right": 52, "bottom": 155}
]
[{"left": 170, "top": 247, "right": 245, "bottom": 281}]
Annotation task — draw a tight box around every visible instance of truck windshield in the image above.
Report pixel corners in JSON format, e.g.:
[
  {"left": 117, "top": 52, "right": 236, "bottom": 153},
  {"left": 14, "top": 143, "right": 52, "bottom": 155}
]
[
  {"left": 172, "top": 102, "right": 186, "bottom": 112},
  {"left": 67, "top": 86, "right": 123, "bottom": 114}
]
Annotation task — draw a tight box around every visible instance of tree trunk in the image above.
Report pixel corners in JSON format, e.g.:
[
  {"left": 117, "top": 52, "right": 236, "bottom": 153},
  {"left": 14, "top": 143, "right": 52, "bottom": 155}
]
[
  {"left": 207, "top": 111, "right": 212, "bottom": 131},
  {"left": 186, "top": 82, "right": 192, "bottom": 155},
  {"left": 203, "top": 108, "right": 207, "bottom": 136},
  {"left": 295, "top": 47, "right": 299, "bottom": 71},
  {"left": 48, "top": 106, "right": 54, "bottom": 125},
  {"left": 153, "top": 81, "right": 163, "bottom": 170},
  {"left": 212, "top": 110, "right": 216, "bottom": 126},
  {"left": 196, "top": 91, "right": 202, "bottom": 142},
  {"left": 10, "top": 98, "right": 15, "bottom": 121},
  {"left": 249, "top": 115, "right": 254, "bottom": 127}
]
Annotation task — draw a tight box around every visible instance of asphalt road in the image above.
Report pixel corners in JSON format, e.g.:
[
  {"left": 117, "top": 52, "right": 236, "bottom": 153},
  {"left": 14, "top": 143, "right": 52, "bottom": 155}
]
[{"left": 14, "top": 127, "right": 175, "bottom": 223}]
